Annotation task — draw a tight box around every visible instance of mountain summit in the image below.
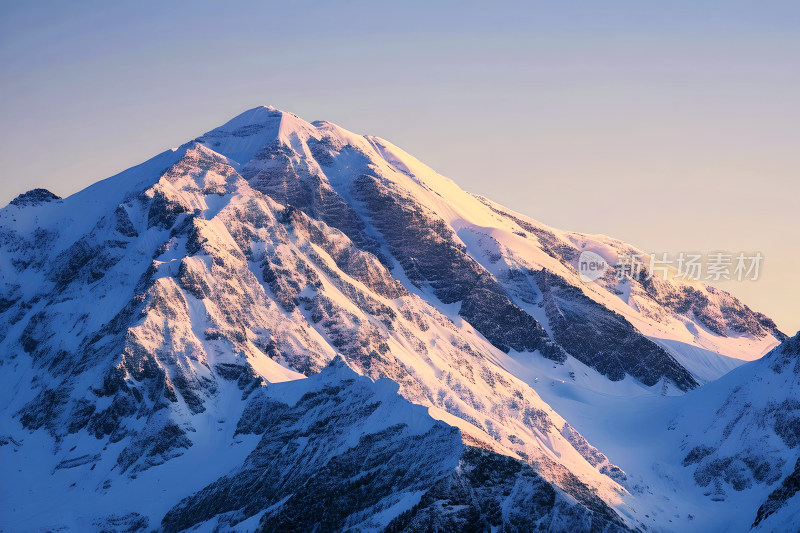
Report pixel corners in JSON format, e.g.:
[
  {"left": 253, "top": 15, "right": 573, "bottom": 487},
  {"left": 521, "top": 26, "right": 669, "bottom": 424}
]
[{"left": 0, "top": 107, "right": 789, "bottom": 532}]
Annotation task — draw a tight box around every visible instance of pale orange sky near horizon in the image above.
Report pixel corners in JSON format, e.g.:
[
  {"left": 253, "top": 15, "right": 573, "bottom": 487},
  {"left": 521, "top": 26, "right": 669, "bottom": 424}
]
[{"left": 1, "top": 1, "right": 798, "bottom": 334}]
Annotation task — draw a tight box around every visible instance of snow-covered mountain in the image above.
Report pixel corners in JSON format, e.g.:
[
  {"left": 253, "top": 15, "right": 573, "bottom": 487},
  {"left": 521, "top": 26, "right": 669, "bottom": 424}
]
[
  {"left": 518, "top": 330, "right": 800, "bottom": 532},
  {"left": 0, "top": 106, "right": 790, "bottom": 532},
  {"left": 680, "top": 332, "right": 800, "bottom": 531}
]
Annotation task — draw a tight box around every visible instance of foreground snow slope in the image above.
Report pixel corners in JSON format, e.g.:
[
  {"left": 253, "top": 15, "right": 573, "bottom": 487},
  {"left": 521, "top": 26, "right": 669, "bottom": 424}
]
[
  {"left": 524, "top": 331, "right": 800, "bottom": 532},
  {"left": 1, "top": 357, "right": 629, "bottom": 532},
  {"left": 161, "top": 357, "right": 629, "bottom": 533}
]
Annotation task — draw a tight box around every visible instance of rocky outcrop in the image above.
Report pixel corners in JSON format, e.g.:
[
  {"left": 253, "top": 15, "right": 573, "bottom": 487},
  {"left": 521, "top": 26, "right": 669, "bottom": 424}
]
[
  {"left": 352, "top": 173, "right": 560, "bottom": 357},
  {"left": 386, "top": 447, "right": 629, "bottom": 533},
  {"left": 480, "top": 196, "right": 785, "bottom": 343},
  {"left": 9, "top": 188, "right": 62, "bottom": 207},
  {"left": 752, "top": 457, "right": 800, "bottom": 528},
  {"left": 162, "top": 360, "right": 630, "bottom": 533},
  {"left": 534, "top": 269, "right": 698, "bottom": 391}
]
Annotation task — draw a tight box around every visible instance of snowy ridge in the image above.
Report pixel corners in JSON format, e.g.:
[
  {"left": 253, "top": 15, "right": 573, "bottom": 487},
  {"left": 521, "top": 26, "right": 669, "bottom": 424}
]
[{"left": 161, "top": 357, "right": 628, "bottom": 532}]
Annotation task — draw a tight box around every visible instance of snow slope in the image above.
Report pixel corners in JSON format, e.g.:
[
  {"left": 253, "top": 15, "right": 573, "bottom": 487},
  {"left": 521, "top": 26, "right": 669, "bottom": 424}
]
[{"left": 517, "top": 331, "right": 800, "bottom": 532}]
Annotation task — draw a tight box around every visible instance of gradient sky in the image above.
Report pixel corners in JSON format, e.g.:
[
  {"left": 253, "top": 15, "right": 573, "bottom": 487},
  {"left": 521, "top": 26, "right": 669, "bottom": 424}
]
[{"left": 1, "top": 0, "right": 798, "bottom": 334}]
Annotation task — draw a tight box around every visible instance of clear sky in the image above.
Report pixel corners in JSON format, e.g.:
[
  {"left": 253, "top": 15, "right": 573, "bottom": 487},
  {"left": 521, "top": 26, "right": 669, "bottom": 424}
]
[{"left": 1, "top": 0, "right": 798, "bottom": 334}]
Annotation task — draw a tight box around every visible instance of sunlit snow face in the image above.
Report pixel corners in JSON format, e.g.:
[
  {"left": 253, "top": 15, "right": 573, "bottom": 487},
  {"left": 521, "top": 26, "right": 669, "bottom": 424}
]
[{"left": 577, "top": 250, "right": 608, "bottom": 283}]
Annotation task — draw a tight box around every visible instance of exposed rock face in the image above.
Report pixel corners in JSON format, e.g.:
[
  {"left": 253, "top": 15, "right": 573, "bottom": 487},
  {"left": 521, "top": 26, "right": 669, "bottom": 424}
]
[
  {"left": 560, "top": 422, "right": 628, "bottom": 485},
  {"left": 241, "top": 140, "right": 390, "bottom": 266},
  {"left": 9, "top": 188, "right": 62, "bottom": 207},
  {"left": 162, "top": 360, "right": 629, "bottom": 533},
  {"left": 752, "top": 457, "right": 800, "bottom": 529},
  {"left": 640, "top": 277, "right": 784, "bottom": 341},
  {"left": 534, "top": 268, "right": 698, "bottom": 391},
  {"left": 479, "top": 196, "right": 784, "bottom": 343},
  {"left": 6, "top": 145, "right": 327, "bottom": 475},
  {"left": 351, "top": 173, "right": 560, "bottom": 357},
  {"left": 386, "top": 447, "right": 629, "bottom": 533},
  {"left": 161, "top": 360, "right": 463, "bottom": 532}
]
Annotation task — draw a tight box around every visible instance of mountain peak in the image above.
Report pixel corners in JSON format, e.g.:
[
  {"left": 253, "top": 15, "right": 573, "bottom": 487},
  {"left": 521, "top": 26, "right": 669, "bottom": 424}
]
[
  {"left": 223, "top": 105, "right": 285, "bottom": 126},
  {"left": 196, "top": 106, "right": 319, "bottom": 165}
]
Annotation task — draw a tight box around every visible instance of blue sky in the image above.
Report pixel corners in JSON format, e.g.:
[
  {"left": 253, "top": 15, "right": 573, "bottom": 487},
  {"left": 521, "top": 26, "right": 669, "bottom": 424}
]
[{"left": 1, "top": 0, "right": 798, "bottom": 332}]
